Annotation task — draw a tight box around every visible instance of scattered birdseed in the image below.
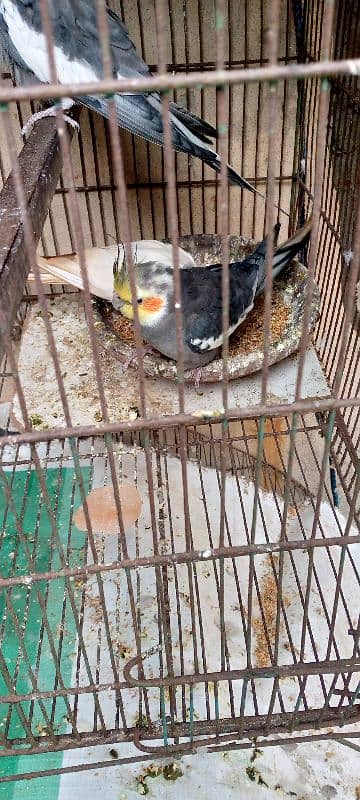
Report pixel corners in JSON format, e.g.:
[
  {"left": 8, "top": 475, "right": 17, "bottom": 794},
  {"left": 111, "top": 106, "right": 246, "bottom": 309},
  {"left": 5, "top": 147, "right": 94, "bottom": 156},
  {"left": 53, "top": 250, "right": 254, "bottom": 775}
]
[
  {"left": 229, "top": 292, "right": 290, "bottom": 356},
  {"left": 252, "top": 558, "right": 291, "bottom": 668},
  {"left": 107, "top": 310, "right": 137, "bottom": 346}
]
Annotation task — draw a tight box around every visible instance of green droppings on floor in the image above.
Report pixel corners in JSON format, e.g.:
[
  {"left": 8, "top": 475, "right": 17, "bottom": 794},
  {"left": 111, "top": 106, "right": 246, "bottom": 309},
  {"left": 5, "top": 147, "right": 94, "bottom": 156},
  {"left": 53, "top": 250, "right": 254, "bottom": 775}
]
[{"left": 0, "top": 466, "right": 91, "bottom": 798}]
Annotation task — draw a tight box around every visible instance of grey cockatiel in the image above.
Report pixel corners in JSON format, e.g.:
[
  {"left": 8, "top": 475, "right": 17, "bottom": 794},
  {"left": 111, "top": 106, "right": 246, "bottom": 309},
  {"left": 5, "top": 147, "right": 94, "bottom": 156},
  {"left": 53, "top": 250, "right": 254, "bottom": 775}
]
[
  {"left": 112, "top": 218, "right": 312, "bottom": 370},
  {"left": 0, "top": 0, "right": 259, "bottom": 193}
]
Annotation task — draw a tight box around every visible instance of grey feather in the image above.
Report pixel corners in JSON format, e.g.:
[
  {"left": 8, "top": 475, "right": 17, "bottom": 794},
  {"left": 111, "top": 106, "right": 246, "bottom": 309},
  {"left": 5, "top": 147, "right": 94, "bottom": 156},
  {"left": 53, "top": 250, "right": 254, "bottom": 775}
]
[{"left": 185, "top": 218, "right": 311, "bottom": 358}]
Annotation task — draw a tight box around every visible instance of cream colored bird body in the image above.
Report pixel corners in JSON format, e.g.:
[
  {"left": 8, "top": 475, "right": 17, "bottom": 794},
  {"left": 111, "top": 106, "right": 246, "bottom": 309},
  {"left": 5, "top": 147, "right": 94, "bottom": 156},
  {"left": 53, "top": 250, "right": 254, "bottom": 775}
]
[{"left": 34, "top": 241, "right": 196, "bottom": 299}]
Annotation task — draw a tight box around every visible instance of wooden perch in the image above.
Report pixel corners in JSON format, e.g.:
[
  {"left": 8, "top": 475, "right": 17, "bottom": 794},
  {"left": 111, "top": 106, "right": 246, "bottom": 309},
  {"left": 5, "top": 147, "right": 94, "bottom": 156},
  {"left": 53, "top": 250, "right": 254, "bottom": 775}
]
[{"left": 0, "top": 111, "right": 79, "bottom": 362}]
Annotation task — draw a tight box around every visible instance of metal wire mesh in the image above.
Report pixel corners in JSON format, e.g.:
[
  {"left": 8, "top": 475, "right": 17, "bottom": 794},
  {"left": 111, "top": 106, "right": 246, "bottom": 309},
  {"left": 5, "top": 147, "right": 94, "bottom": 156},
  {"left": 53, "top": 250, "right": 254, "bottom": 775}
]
[{"left": 0, "top": 0, "right": 358, "bottom": 784}]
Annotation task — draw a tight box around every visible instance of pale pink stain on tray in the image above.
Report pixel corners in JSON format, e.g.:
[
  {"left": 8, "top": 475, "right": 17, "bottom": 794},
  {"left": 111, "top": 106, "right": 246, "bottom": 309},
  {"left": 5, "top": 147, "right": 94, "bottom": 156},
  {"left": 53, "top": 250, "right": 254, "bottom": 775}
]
[{"left": 74, "top": 483, "right": 142, "bottom": 534}]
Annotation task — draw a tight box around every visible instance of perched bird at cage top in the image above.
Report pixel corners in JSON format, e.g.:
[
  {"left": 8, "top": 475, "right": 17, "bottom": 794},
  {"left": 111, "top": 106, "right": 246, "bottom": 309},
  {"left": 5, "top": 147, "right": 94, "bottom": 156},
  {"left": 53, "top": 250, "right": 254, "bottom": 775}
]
[
  {"left": 0, "top": 0, "right": 262, "bottom": 197},
  {"left": 112, "top": 218, "right": 312, "bottom": 371},
  {"left": 35, "top": 240, "right": 197, "bottom": 298}
]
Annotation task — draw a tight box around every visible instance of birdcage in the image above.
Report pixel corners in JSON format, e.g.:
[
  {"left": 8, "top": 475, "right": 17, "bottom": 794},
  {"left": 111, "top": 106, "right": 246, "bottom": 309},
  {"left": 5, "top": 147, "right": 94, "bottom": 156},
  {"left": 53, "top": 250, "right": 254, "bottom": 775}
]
[{"left": 0, "top": 0, "right": 359, "bottom": 791}]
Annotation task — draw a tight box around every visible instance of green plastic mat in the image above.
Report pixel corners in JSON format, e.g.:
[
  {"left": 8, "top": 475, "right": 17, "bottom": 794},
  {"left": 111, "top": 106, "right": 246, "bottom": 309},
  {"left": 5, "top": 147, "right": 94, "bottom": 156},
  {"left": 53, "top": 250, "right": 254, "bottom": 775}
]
[{"left": 0, "top": 466, "right": 91, "bottom": 797}]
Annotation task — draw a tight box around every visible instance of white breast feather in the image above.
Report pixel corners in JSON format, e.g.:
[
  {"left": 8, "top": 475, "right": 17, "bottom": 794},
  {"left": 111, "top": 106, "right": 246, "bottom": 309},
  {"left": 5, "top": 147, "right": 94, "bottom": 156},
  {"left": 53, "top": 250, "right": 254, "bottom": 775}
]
[{"left": 0, "top": 0, "right": 99, "bottom": 84}]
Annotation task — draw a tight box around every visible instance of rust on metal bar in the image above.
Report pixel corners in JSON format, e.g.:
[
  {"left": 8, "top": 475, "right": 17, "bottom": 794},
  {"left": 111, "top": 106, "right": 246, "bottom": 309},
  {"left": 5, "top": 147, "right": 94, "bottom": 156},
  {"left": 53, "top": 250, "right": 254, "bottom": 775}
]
[
  {"left": 0, "top": 0, "right": 358, "bottom": 776},
  {"left": 0, "top": 59, "right": 358, "bottom": 105},
  {"left": 0, "top": 703, "right": 359, "bottom": 763},
  {"left": 0, "top": 113, "right": 78, "bottom": 360},
  {"left": 1, "top": 727, "right": 360, "bottom": 784},
  {"left": 0, "top": 395, "right": 358, "bottom": 448},
  {"left": 0, "top": 531, "right": 359, "bottom": 590}
]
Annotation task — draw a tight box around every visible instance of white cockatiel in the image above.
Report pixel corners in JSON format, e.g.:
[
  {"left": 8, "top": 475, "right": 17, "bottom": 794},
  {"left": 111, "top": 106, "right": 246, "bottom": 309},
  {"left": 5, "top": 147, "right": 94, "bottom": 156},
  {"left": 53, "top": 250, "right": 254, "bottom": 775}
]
[{"left": 33, "top": 241, "right": 196, "bottom": 300}]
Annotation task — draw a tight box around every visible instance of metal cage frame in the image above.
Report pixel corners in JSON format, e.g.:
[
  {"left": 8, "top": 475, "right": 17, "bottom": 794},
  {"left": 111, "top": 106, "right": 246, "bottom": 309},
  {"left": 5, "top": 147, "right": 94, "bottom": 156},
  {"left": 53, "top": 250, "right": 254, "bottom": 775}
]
[{"left": 0, "top": 0, "right": 358, "bottom": 785}]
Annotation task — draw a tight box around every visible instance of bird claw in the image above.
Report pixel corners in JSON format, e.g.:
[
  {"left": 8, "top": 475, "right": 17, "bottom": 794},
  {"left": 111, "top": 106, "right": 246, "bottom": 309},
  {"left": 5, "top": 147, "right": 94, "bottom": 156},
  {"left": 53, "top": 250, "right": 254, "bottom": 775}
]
[
  {"left": 61, "top": 114, "right": 80, "bottom": 132},
  {"left": 188, "top": 367, "right": 203, "bottom": 388},
  {"left": 122, "top": 345, "right": 156, "bottom": 371},
  {"left": 21, "top": 107, "right": 80, "bottom": 137}
]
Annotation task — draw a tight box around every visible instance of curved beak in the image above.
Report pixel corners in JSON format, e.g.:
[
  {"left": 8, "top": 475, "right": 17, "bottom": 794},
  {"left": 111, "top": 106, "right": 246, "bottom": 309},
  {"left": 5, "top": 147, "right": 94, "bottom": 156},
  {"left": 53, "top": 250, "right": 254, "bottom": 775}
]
[{"left": 111, "top": 291, "right": 125, "bottom": 311}]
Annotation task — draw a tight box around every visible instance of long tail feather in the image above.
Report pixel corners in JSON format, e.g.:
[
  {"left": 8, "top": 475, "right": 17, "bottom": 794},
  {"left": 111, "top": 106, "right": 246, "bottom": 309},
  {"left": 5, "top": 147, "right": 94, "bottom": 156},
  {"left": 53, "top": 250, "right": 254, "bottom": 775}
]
[
  {"left": 272, "top": 215, "right": 312, "bottom": 279},
  {"left": 169, "top": 102, "right": 217, "bottom": 143},
  {"left": 78, "top": 93, "right": 289, "bottom": 215},
  {"left": 255, "top": 216, "right": 312, "bottom": 295}
]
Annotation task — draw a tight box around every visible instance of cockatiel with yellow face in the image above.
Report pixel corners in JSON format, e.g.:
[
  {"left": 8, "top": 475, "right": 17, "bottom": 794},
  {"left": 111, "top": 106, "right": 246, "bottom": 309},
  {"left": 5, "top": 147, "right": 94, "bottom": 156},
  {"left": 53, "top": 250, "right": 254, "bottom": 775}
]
[
  {"left": 112, "top": 219, "right": 312, "bottom": 370},
  {"left": 36, "top": 221, "right": 311, "bottom": 373}
]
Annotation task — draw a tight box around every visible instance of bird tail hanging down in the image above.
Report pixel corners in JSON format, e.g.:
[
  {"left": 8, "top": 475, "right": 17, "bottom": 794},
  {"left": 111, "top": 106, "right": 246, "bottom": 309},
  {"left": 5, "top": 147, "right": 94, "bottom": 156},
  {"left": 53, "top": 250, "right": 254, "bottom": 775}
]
[
  {"left": 147, "top": 94, "right": 279, "bottom": 197},
  {"left": 143, "top": 99, "right": 290, "bottom": 214},
  {"left": 272, "top": 215, "right": 312, "bottom": 279},
  {"left": 79, "top": 92, "right": 263, "bottom": 195},
  {"left": 255, "top": 215, "right": 312, "bottom": 295}
]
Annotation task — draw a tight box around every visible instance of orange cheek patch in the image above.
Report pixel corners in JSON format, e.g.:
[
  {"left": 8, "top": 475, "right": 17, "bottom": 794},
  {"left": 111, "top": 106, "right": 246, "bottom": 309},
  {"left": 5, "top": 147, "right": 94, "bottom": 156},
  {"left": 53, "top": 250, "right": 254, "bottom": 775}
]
[{"left": 142, "top": 297, "right": 164, "bottom": 313}]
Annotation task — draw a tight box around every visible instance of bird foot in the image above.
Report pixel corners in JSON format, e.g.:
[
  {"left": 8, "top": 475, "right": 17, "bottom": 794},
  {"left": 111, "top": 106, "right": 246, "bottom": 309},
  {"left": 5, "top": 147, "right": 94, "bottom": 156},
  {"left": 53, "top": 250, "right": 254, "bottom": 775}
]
[
  {"left": 188, "top": 367, "right": 203, "bottom": 388},
  {"left": 21, "top": 106, "right": 80, "bottom": 137},
  {"left": 122, "top": 345, "right": 156, "bottom": 370}
]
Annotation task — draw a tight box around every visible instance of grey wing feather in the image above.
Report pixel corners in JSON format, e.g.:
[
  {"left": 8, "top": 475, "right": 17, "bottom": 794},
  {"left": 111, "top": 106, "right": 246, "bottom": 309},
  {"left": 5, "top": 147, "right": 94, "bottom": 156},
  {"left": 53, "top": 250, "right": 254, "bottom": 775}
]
[
  {"left": 77, "top": 93, "right": 168, "bottom": 148},
  {"left": 78, "top": 91, "right": 220, "bottom": 164},
  {"left": 166, "top": 103, "right": 217, "bottom": 144},
  {"left": 182, "top": 258, "right": 262, "bottom": 354},
  {"left": 97, "top": 7, "right": 218, "bottom": 145},
  {"left": 98, "top": 8, "right": 218, "bottom": 143},
  {"left": 185, "top": 306, "right": 224, "bottom": 355},
  {"left": 105, "top": 7, "right": 150, "bottom": 78},
  {"left": 181, "top": 268, "right": 224, "bottom": 354}
]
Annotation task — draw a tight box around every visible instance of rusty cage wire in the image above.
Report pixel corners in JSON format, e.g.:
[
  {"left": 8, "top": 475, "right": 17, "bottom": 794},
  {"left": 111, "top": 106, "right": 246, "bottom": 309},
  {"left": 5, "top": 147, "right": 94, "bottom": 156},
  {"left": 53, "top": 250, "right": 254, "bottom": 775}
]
[{"left": 0, "top": 0, "right": 359, "bottom": 786}]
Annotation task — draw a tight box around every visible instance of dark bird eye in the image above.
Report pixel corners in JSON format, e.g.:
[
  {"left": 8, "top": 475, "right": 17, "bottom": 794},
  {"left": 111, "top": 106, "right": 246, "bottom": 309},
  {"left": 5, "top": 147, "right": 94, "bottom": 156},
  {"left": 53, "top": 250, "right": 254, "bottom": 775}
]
[{"left": 137, "top": 298, "right": 143, "bottom": 304}]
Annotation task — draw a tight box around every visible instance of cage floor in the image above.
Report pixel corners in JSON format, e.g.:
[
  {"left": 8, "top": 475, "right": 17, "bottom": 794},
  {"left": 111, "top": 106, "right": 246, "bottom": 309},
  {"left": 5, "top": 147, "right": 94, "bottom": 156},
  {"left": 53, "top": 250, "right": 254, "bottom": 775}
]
[
  {"left": 10, "top": 293, "right": 330, "bottom": 430},
  {"left": 0, "top": 436, "right": 359, "bottom": 794}
]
